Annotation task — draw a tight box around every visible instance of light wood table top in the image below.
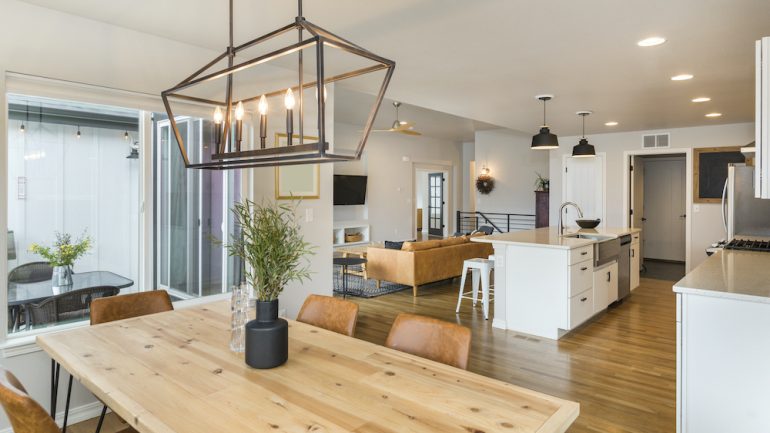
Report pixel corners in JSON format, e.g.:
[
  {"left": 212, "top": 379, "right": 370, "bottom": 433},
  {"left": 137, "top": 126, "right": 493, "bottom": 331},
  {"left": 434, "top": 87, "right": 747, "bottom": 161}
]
[{"left": 37, "top": 301, "right": 579, "bottom": 433}]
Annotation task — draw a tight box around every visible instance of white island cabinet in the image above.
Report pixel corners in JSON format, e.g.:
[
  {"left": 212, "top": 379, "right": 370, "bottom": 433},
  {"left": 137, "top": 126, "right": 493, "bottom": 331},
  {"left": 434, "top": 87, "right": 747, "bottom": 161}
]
[
  {"left": 674, "top": 250, "right": 770, "bottom": 433},
  {"left": 472, "top": 227, "right": 639, "bottom": 340}
]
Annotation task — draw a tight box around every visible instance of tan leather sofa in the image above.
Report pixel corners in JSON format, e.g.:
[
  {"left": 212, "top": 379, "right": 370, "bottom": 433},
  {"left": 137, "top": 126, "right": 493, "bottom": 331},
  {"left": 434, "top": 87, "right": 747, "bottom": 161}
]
[{"left": 366, "top": 236, "right": 493, "bottom": 297}]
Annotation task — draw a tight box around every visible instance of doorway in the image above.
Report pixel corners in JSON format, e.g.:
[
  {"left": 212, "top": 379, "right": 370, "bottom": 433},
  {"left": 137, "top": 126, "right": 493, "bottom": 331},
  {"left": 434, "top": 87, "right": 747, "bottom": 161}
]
[
  {"left": 428, "top": 173, "right": 445, "bottom": 236},
  {"left": 414, "top": 166, "right": 450, "bottom": 239},
  {"left": 629, "top": 153, "right": 687, "bottom": 280}
]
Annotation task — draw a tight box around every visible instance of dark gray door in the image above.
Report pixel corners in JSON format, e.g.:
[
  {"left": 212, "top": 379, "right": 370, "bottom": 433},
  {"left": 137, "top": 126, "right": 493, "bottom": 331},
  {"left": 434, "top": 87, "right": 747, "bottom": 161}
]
[{"left": 428, "top": 173, "right": 444, "bottom": 236}]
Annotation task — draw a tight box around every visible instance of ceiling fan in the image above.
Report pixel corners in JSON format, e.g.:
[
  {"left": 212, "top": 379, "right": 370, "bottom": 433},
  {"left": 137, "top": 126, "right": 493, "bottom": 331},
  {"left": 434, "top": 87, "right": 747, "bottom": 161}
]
[{"left": 373, "top": 101, "right": 422, "bottom": 136}]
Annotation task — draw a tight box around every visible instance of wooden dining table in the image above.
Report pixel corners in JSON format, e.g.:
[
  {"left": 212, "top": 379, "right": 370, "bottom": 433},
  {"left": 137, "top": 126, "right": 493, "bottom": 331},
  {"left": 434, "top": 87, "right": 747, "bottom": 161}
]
[{"left": 37, "top": 300, "right": 579, "bottom": 433}]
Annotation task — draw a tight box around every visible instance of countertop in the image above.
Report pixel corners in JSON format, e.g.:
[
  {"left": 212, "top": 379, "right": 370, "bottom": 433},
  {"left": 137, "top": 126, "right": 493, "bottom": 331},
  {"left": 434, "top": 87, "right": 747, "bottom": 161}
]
[
  {"left": 674, "top": 249, "right": 770, "bottom": 303},
  {"left": 471, "top": 226, "right": 641, "bottom": 250}
]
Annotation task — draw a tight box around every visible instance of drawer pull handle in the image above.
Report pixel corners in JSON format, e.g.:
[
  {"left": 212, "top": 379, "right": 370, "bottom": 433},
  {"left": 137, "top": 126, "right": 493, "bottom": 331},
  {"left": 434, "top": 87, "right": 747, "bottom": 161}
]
[
  {"left": 607, "top": 271, "right": 611, "bottom": 282},
  {"left": 581, "top": 251, "right": 588, "bottom": 256},
  {"left": 581, "top": 267, "right": 588, "bottom": 271},
  {"left": 580, "top": 297, "right": 588, "bottom": 302}
]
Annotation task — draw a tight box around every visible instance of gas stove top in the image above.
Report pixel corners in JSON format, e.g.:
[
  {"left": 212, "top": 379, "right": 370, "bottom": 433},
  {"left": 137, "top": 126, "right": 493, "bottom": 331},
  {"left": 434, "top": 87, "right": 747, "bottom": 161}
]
[{"left": 724, "top": 238, "right": 770, "bottom": 252}]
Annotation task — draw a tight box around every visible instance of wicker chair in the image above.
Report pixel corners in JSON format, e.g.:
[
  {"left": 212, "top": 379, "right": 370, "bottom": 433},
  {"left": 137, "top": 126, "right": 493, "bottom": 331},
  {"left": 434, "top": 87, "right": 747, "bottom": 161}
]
[
  {"left": 28, "top": 286, "right": 120, "bottom": 327},
  {"left": 8, "top": 262, "right": 53, "bottom": 285}
]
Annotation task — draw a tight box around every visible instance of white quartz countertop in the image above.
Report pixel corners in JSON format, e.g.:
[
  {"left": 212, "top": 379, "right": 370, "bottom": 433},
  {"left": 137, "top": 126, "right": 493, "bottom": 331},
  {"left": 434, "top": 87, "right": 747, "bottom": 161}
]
[
  {"left": 470, "top": 226, "right": 641, "bottom": 250},
  {"left": 674, "top": 249, "right": 770, "bottom": 303}
]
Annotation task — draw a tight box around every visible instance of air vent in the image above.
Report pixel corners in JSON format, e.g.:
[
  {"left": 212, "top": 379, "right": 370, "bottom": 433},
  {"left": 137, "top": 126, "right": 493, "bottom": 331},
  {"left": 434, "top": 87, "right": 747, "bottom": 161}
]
[{"left": 642, "top": 133, "right": 670, "bottom": 148}]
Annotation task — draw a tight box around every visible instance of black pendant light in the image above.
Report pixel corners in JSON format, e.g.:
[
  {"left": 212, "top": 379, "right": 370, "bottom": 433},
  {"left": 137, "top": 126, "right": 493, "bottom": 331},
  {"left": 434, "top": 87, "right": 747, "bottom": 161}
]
[
  {"left": 531, "top": 94, "right": 558, "bottom": 150},
  {"left": 572, "top": 111, "right": 596, "bottom": 158}
]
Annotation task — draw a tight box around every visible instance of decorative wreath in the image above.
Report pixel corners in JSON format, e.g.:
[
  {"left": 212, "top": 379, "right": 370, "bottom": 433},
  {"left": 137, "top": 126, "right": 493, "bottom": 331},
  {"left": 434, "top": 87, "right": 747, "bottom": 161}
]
[{"left": 475, "top": 174, "right": 495, "bottom": 194}]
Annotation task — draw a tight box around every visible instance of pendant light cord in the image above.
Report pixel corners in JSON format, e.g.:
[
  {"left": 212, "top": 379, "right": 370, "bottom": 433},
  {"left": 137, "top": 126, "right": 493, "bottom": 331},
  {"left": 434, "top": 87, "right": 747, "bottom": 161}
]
[
  {"left": 581, "top": 114, "right": 586, "bottom": 138},
  {"left": 543, "top": 99, "right": 546, "bottom": 127}
]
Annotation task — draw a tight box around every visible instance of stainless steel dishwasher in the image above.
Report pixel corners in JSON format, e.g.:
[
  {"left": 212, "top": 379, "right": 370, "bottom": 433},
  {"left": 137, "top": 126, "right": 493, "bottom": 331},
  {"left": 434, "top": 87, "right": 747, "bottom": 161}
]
[{"left": 617, "top": 234, "right": 632, "bottom": 300}]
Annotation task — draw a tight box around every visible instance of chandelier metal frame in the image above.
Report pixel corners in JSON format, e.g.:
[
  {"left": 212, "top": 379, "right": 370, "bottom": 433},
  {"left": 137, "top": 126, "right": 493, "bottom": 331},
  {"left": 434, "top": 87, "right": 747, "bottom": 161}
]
[{"left": 161, "top": 0, "right": 395, "bottom": 170}]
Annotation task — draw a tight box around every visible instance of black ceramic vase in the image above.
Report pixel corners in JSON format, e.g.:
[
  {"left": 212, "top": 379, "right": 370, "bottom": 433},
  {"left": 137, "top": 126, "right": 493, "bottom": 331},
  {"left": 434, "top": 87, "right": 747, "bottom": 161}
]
[{"left": 244, "top": 299, "right": 288, "bottom": 369}]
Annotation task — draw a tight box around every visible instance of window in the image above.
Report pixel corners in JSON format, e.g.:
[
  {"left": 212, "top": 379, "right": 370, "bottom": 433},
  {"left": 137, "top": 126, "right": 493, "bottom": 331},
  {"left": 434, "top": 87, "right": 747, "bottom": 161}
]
[
  {"left": 153, "top": 114, "right": 242, "bottom": 300},
  {"left": 5, "top": 94, "right": 141, "bottom": 334},
  {"left": 3, "top": 86, "right": 245, "bottom": 339}
]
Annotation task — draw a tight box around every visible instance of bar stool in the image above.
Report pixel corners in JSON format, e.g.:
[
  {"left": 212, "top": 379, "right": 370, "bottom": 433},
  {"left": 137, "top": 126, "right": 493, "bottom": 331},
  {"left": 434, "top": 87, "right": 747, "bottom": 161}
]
[{"left": 455, "top": 258, "right": 494, "bottom": 320}]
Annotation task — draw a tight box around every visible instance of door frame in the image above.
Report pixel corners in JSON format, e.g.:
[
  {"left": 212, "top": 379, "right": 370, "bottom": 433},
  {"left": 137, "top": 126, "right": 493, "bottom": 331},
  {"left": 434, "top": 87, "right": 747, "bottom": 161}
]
[
  {"left": 412, "top": 161, "right": 453, "bottom": 239},
  {"left": 561, "top": 152, "right": 608, "bottom": 227},
  {"left": 622, "top": 148, "right": 693, "bottom": 273}
]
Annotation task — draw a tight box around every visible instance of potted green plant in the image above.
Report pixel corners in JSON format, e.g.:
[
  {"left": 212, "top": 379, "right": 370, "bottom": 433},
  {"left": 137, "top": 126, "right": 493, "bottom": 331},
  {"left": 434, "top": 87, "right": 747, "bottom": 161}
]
[
  {"left": 28, "top": 231, "right": 91, "bottom": 287},
  {"left": 534, "top": 172, "right": 550, "bottom": 192},
  {"left": 220, "top": 199, "right": 314, "bottom": 369}
]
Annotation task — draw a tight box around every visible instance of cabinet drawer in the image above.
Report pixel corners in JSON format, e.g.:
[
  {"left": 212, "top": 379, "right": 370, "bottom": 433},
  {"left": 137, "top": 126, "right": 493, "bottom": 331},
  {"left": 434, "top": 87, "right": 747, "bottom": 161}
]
[
  {"left": 569, "top": 246, "right": 593, "bottom": 265},
  {"left": 569, "top": 261, "right": 593, "bottom": 297},
  {"left": 568, "top": 288, "right": 594, "bottom": 330},
  {"left": 631, "top": 233, "right": 641, "bottom": 244}
]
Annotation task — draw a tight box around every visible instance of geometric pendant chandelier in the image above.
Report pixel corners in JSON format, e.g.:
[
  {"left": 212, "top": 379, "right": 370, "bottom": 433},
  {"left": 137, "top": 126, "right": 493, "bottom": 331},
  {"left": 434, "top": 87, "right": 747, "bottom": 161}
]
[{"left": 161, "top": 0, "right": 395, "bottom": 170}]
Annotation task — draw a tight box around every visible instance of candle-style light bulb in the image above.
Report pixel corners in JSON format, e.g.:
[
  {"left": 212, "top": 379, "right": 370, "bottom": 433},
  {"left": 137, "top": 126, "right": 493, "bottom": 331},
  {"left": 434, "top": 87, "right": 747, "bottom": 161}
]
[
  {"left": 258, "top": 95, "right": 268, "bottom": 116},
  {"left": 284, "top": 88, "right": 296, "bottom": 110},
  {"left": 234, "top": 101, "right": 244, "bottom": 151},
  {"left": 235, "top": 101, "right": 244, "bottom": 121},
  {"left": 258, "top": 95, "right": 268, "bottom": 149},
  {"left": 213, "top": 106, "right": 223, "bottom": 147},
  {"left": 285, "top": 89, "right": 295, "bottom": 145}
]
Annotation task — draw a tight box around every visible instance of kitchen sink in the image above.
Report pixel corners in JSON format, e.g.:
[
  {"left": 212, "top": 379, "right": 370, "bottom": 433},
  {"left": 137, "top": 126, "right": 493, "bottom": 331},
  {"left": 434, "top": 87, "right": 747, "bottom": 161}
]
[{"left": 562, "top": 233, "right": 616, "bottom": 241}]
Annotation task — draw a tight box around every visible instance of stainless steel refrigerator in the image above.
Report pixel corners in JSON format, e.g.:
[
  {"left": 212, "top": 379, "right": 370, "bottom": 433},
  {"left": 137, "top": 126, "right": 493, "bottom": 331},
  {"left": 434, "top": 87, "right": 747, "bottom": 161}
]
[{"left": 723, "top": 164, "right": 770, "bottom": 239}]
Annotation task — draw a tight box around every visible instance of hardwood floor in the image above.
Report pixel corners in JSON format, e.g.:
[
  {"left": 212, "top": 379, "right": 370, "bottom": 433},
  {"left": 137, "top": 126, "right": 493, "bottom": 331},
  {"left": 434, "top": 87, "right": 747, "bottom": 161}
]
[
  {"left": 70, "top": 277, "right": 675, "bottom": 433},
  {"left": 353, "top": 277, "right": 677, "bottom": 433}
]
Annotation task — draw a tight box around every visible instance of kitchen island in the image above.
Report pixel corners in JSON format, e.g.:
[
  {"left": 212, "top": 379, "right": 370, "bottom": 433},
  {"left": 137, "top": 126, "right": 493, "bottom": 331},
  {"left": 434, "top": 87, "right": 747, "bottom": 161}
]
[
  {"left": 472, "top": 226, "right": 641, "bottom": 339},
  {"left": 674, "top": 249, "right": 770, "bottom": 433}
]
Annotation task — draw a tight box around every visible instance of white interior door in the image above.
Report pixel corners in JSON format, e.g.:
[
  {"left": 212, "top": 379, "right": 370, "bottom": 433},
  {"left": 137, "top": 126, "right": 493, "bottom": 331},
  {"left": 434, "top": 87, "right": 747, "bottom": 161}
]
[
  {"left": 563, "top": 155, "right": 605, "bottom": 229},
  {"left": 643, "top": 158, "right": 686, "bottom": 261}
]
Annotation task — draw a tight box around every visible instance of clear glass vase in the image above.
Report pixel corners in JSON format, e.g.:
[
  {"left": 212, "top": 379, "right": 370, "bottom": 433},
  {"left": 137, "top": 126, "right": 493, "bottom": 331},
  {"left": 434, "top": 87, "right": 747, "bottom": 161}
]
[{"left": 230, "top": 283, "right": 250, "bottom": 353}]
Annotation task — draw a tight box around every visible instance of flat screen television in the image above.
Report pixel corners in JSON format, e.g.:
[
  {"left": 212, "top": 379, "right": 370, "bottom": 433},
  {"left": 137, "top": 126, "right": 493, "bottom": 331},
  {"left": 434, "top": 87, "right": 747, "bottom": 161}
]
[{"left": 334, "top": 175, "right": 367, "bottom": 205}]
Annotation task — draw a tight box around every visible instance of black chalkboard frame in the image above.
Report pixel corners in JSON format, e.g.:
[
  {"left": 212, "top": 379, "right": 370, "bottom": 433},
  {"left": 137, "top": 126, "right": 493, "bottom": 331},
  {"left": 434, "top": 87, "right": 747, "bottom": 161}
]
[{"left": 693, "top": 147, "right": 746, "bottom": 203}]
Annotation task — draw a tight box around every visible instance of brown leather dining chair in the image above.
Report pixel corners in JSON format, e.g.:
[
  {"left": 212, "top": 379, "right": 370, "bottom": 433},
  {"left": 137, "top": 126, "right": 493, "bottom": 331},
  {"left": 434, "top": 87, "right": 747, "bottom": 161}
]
[
  {"left": 296, "top": 294, "right": 359, "bottom": 337},
  {"left": 385, "top": 313, "right": 472, "bottom": 370},
  {"left": 87, "top": 290, "right": 174, "bottom": 433},
  {"left": 90, "top": 290, "right": 174, "bottom": 325},
  {"left": 0, "top": 367, "right": 136, "bottom": 433}
]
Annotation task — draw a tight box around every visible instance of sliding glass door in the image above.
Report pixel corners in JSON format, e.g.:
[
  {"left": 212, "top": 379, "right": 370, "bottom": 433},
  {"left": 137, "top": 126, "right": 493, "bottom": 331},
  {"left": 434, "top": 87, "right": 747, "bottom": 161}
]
[{"left": 155, "top": 116, "right": 241, "bottom": 299}]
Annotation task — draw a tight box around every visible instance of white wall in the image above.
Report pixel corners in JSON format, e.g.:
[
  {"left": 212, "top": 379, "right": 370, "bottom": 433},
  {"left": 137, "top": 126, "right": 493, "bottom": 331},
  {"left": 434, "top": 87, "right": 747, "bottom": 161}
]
[
  {"left": 474, "top": 129, "right": 549, "bottom": 215},
  {"left": 462, "top": 141, "right": 475, "bottom": 212},
  {"left": 333, "top": 122, "right": 463, "bottom": 242},
  {"left": 0, "top": 1, "right": 333, "bottom": 429},
  {"left": 548, "top": 122, "right": 755, "bottom": 268}
]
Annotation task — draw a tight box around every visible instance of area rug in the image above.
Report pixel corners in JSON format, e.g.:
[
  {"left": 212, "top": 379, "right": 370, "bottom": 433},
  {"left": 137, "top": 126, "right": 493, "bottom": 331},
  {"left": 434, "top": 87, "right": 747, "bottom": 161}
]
[{"left": 332, "top": 267, "right": 410, "bottom": 298}]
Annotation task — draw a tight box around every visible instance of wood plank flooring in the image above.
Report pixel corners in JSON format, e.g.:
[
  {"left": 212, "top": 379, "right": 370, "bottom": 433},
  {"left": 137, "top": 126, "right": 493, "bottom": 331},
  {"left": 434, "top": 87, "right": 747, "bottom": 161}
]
[{"left": 70, "top": 277, "right": 675, "bottom": 433}]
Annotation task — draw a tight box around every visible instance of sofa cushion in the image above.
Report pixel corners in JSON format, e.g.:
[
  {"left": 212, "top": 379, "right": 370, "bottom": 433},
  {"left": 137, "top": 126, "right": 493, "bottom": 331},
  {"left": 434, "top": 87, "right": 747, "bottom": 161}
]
[
  {"left": 402, "top": 240, "right": 443, "bottom": 252},
  {"left": 385, "top": 240, "right": 411, "bottom": 250}
]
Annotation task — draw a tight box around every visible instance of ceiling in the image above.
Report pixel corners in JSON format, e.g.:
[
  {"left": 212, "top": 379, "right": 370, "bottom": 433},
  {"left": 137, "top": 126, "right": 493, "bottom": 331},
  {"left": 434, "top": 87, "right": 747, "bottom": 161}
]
[
  {"left": 335, "top": 87, "right": 496, "bottom": 142},
  {"left": 19, "top": 0, "right": 770, "bottom": 136}
]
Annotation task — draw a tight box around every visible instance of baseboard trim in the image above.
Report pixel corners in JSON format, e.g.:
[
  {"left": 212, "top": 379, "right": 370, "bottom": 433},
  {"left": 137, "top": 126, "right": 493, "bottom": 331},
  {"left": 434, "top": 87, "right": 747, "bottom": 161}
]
[
  {"left": 492, "top": 318, "right": 506, "bottom": 329},
  {"left": 0, "top": 401, "right": 107, "bottom": 433}
]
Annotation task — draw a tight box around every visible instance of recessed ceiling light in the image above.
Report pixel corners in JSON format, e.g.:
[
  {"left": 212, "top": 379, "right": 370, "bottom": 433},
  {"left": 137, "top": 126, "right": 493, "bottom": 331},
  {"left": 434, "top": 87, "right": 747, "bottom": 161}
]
[
  {"left": 692, "top": 97, "right": 711, "bottom": 103},
  {"left": 705, "top": 112, "right": 722, "bottom": 118},
  {"left": 671, "top": 74, "right": 694, "bottom": 81},
  {"left": 638, "top": 37, "right": 666, "bottom": 47},
  {"left": 605, "top": 121, "right": 619, "bottom": 126}
]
